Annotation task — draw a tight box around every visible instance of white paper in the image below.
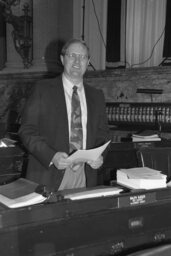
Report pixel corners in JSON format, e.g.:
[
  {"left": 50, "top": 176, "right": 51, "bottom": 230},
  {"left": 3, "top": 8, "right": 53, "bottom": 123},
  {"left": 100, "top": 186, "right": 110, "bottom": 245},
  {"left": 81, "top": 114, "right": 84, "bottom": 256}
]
[
  {"left": 0, "top": 192, "right": 46, "bottom": 208},
  {"left": 0, "top": 178, "right": 46, "bottom": 208},
  {"left": 117, "top": 167, "right": 167, "bottom": 189},
  {"left": 132, "top": 134, "right": 159, "bottom": 139},
  {"left": 132, "top": 134, "right": 161, "bottom": 142},
  {"left": 67, "top": 140, "right": 111, "bottom": 163},
  {"left": 119, "top": 167, "right": 164, "bottom": 179},
  {"left": 64, "top": 186, "right": 123, "bottom": 200}
]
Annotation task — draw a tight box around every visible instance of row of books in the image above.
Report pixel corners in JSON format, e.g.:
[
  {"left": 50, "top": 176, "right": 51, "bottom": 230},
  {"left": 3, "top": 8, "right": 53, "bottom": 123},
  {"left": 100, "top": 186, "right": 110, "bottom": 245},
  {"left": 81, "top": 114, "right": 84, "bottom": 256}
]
[{"left": 106, "top": 105, "right": 171, "bottom": 124}]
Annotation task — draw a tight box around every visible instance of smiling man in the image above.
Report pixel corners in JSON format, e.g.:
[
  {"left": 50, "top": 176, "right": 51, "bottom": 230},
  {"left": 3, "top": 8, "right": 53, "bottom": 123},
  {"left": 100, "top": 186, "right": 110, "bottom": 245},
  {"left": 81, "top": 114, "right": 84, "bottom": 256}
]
[
  {"left": 61, "top": 39, "right": 90, "bottom": 82},
  {"left": 19, "top": 38, "right": 109, "bottom": 191}
]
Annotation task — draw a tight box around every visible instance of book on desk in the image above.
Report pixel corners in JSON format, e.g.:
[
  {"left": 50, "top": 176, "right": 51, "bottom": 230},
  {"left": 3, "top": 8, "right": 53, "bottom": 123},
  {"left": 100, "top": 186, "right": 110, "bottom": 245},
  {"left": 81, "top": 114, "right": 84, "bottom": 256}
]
[
  {"left": 0, "top": 165, "right": 169, "bottom": 209},
  {"left": 117, "top": 167, "right": 167, "bottom": 190},
  {"left": 0, "top": 178, "right": 47, "bottom": 208},
  {"left": 0, "top": 178, "right": 123, "bottom": 208}
]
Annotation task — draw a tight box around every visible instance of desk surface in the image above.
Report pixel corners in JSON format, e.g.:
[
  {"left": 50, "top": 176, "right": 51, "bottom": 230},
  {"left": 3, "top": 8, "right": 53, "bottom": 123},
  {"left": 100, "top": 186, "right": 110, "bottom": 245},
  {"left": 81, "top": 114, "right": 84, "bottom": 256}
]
[{"left": 1, "top": 187, "right": 171, "bottom": 255}]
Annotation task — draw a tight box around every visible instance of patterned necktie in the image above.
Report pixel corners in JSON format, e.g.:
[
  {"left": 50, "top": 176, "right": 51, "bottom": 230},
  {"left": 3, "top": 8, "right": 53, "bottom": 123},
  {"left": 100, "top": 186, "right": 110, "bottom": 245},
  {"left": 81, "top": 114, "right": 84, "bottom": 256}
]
[{"left": 70, "top": 85, "right": 83, "bottom": 153}]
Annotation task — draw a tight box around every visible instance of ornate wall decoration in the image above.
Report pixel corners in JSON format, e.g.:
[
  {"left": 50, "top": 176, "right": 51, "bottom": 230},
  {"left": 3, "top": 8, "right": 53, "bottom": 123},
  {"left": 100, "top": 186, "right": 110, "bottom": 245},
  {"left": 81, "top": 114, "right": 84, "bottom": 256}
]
[{"left": 0, "top": 0, "right": 33, "bottom": 68}]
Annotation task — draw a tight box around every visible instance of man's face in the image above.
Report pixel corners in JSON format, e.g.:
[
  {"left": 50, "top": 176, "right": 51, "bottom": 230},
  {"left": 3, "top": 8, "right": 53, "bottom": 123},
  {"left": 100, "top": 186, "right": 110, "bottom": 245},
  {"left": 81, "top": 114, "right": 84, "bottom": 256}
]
[{"left": 60, "top": 42, "right": 90, "bottom": 82}]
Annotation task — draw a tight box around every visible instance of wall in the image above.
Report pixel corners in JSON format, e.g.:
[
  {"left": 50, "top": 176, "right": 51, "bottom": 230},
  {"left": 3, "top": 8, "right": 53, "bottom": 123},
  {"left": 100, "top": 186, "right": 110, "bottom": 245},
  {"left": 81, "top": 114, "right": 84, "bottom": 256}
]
[
  {"left": 0, "top": 71, "right": 55, "bottom": 137},
  {"left": 85, "top": 66, "right": 171, "bottom": 141},
  {"left": 0, "top": 66, "right": 171, "bottom": 139},
  {"left": 85, "top": 66, "right": 171, "bottom": 103},
  {"left": 2, "top": 0, "right": 74, "bottom": 72}
]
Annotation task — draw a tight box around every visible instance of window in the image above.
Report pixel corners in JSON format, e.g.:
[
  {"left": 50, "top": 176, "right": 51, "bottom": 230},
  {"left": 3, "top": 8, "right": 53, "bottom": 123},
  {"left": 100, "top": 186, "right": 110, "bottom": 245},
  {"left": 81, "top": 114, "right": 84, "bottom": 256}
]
[
  {"left": 106, "top": 0, "right": 126, "bottom": 69},
  {"left": 106, "top": 0, "right": 167, "bottom": 69},
  {"left": 162, "top": 0, "right": 171, "bottom": 65}
]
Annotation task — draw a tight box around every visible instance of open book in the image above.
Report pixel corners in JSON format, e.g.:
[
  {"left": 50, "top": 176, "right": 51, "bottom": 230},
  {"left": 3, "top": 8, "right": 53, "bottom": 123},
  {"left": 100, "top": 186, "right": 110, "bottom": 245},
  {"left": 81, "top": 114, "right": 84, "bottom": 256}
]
[
  {"left": 0, "top": 178, "right": 46, "bottom": 208},
  {"left": 67, "top": 140, "right": 111, "bottom": 163},
  {"left": 117, "top": 167, "right": 167, "bottom": 190}
]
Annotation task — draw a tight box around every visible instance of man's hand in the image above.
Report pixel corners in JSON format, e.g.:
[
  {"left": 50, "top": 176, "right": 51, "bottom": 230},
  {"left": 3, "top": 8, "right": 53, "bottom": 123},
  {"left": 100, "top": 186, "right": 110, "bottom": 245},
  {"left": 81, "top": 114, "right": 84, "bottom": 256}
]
[
  {"left": 87, "top": 155, "right": 103, "bottom": 169},
  {"left": 52, "top": 152, "right": 71, "bottom": 170}
]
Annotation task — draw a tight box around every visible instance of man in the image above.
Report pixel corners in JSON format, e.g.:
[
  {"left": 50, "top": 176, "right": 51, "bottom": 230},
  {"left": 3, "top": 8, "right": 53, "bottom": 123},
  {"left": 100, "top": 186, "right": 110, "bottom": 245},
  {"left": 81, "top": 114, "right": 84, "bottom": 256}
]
[{"left": 19, "top": 38, "right": 109, "bottom": 191}]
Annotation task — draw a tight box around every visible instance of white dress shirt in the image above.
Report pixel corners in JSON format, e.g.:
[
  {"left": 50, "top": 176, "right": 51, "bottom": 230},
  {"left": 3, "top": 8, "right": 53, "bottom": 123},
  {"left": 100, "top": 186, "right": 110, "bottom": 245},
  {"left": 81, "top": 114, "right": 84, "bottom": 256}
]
[
  {"left": 58, "top": 74, "right": 87, "bottom": 190},
  {"left": 62, "top": 74, "right": 87, "bottom": 149}
]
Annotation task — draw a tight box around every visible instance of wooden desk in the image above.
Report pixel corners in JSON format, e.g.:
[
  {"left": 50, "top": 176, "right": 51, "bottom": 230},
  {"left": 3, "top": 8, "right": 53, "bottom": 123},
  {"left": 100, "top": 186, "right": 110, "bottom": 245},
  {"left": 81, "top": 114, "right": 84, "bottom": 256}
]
[{"left": 0, "top": 187, "right": 171, "bottom": 255}]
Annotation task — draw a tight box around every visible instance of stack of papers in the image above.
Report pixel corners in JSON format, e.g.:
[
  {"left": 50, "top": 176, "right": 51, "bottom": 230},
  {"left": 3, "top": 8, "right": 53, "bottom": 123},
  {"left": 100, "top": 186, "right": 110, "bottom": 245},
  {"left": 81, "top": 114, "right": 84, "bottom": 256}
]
[
  {"left": 132, "top": 134, "right": 161, "bottom": 142},
  {"left": 117, "top": 167, "right": 167, "bottom": 190}
]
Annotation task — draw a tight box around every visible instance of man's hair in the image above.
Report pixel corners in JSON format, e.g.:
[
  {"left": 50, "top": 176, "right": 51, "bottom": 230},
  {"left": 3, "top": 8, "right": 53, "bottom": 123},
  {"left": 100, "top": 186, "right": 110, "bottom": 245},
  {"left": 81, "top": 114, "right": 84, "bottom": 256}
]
[{"left": 61, "top": 38, "right": 90, "bottom": 58}]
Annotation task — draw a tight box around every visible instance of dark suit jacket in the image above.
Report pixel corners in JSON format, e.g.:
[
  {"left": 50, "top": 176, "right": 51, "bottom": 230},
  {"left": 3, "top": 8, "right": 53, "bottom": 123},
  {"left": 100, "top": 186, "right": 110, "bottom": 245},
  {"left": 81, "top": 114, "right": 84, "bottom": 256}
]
[{"left": 19, "top": 75, "right": 109, "bottom": 191}]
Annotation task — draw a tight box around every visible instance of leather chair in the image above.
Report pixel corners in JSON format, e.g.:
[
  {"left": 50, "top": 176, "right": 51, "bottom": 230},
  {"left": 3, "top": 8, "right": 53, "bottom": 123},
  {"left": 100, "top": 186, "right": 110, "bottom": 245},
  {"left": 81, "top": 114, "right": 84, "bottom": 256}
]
[{"left": 137, "top": 147, "right": 171, "bottom": 179}]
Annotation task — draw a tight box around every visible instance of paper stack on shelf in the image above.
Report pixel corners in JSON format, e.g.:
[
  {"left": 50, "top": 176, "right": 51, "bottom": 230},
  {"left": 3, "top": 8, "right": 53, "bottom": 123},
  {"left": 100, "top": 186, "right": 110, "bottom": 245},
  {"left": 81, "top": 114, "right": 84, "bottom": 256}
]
[
  {"left": 117, "top": 167, "right": 167, "bottom": 190},
  {"left": 132, "top": 134, "right": 161, "bottom": 142},
  {"left": 0, "top": 138, "right": 16, "bottom": 147}
]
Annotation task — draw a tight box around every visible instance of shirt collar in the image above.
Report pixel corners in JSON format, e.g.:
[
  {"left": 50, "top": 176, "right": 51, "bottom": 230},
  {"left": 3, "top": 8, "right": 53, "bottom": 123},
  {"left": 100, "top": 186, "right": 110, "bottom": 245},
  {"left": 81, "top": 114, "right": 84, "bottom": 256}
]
[{"left": 62, "top": 74, "right": 83, "bottom": 94}]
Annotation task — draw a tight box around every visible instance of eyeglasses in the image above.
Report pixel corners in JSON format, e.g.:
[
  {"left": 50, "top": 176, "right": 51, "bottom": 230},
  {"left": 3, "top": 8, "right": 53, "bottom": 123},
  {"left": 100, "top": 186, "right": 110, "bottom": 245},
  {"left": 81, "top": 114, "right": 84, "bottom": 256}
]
[{"left": 65, "top": 52, "right": 88, "bottom": 61}]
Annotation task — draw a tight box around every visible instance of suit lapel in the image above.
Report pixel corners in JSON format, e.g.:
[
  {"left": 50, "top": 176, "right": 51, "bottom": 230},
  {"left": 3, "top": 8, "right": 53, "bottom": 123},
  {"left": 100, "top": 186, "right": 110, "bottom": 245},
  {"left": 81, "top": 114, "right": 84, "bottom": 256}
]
[
  {"left": 84, "top": 85, "right": 95, "bottom": 149},
  {"left": 50, "top": 76, "right": 70, "bottom": 153}
]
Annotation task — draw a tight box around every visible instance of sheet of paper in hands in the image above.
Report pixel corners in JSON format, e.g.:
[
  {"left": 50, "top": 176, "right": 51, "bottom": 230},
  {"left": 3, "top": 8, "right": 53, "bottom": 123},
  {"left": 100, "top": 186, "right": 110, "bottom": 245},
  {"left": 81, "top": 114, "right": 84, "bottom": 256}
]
[{"left": 67, "top": 140, "right": 111, "bottom": 163}]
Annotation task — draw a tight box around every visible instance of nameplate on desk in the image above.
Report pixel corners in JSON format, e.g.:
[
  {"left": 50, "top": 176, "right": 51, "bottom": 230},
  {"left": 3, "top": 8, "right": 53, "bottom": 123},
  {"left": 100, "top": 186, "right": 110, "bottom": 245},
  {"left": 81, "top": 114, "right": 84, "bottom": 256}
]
[{"left": 118, "top": 192, "right": 156, "bottom": 208}]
